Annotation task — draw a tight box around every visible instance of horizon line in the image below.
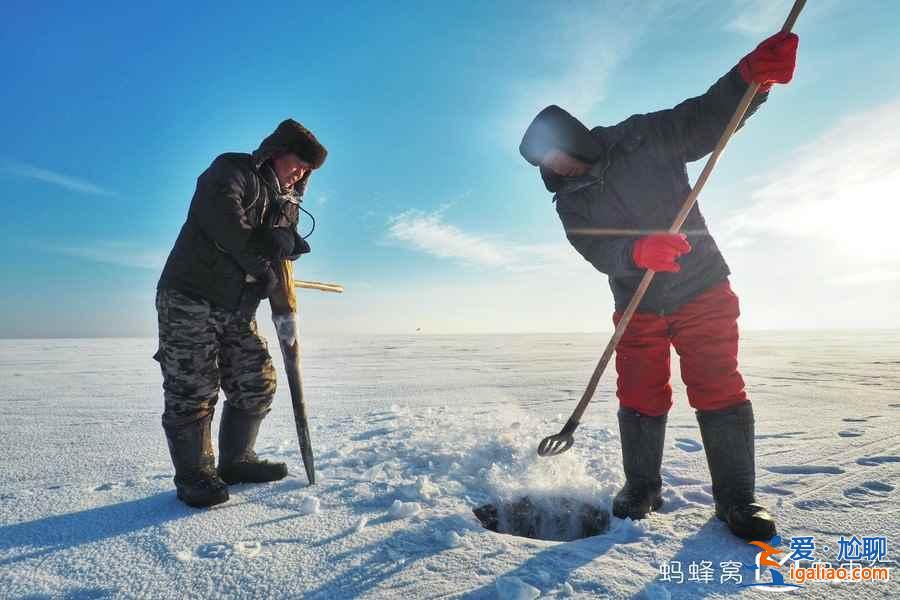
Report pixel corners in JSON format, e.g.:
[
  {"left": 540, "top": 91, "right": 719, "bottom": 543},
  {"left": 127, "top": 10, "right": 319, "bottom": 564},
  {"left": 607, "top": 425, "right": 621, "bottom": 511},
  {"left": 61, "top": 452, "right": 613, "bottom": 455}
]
[{"left": 2, "top": 326, "right": 899, "bottom": 342}]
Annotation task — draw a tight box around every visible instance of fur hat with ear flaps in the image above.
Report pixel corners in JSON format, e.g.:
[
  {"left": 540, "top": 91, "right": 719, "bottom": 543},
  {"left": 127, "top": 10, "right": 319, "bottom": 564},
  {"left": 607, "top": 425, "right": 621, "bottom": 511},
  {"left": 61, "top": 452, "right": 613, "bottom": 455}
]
[{"left": 254, "top": 119, "right": 328, "bottom": 170}]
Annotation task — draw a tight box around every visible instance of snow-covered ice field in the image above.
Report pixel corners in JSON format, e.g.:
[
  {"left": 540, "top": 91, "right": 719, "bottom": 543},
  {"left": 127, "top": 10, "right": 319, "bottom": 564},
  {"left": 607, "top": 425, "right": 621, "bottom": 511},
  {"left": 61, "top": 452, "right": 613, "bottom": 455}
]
[{"left": 1, "top": 330, "right": 898, "bottom": 599}]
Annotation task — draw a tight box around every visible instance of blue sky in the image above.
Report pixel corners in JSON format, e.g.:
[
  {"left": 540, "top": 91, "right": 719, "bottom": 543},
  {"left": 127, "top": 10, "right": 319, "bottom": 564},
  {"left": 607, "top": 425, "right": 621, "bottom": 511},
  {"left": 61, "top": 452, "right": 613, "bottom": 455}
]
[{"left": 2, "top": 1, "right": 899, "bottom": 337}]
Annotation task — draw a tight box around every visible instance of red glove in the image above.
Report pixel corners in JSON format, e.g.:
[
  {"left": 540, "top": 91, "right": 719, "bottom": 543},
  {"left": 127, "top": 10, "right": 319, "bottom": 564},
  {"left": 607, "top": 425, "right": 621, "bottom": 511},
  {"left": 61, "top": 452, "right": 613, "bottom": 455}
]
[
  {"left": 632, "top": 233, "right": 692, "bottom": 273},
  {"left": 738, "top": 31, "right": 799, "bottom": 92}
]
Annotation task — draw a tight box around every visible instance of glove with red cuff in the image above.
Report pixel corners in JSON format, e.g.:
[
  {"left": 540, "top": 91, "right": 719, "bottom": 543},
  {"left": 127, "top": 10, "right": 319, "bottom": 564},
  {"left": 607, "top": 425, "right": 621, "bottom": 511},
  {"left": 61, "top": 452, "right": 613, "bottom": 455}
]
[
  {"left": 738, "top": 31, "right": 799, "bottom": 92},
  {"left": 632, "top": 233, "right": 692, "bottom": 273}
]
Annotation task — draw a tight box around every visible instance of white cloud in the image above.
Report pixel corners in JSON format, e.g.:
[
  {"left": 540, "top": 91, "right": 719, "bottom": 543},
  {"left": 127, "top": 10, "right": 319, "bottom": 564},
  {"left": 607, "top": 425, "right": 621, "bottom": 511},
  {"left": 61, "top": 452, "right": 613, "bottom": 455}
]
[
  {"left": 717, "top": 98, "right": 900, "bottom": 330},
  {"left": 59, "top": 241, "right": 167, "bottom": 270},
  {"left": 0, "top": 159, "right": 115, "bottom": 196},
  {"left": 387, "top": 209, "right": 576, "bottom": 274},
  {"left": 318, "top": 208, "right": 612, "bottom": 334},
  {"left": 723, "top": 99, "right": 900, "bottom": 264},
  {"left": 387, "top": 209, "right": 513, "bottom": 268}
]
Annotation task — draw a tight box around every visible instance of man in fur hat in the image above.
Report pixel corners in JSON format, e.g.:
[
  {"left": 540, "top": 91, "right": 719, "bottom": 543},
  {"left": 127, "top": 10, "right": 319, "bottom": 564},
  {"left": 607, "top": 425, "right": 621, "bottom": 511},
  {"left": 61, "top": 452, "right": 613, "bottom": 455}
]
[
  {"left": 519, "top": 33, "right": 798, "bottom": 540},
  {"left": 155, "top": 119, "right": 327, "bottom": 507}
]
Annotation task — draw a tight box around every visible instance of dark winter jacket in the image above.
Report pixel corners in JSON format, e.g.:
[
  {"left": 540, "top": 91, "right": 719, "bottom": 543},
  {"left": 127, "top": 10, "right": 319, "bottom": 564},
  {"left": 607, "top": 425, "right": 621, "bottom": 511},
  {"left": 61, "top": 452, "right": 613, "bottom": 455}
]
[
  {"left": 548, "top": 67, "right": 766, "bottom": 314},
  {"left": 158, "top": 129, "right": 318, "bottom": 311}
]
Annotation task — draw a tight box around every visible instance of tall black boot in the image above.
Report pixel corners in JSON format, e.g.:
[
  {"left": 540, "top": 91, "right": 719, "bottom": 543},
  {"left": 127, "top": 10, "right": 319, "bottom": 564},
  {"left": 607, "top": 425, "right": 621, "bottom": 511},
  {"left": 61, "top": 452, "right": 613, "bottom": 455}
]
[
  {"left": 163, "top": 410, "right": 229, "bottom": 508},
  {"left": 697, "top": 401, "right": 776, "bottom": 540},
  {"left": 217, "top": 404, "right": 288, "bottom": 484},
  {"left": 612, "top": 408, "right": 667, "bottom": 520}
]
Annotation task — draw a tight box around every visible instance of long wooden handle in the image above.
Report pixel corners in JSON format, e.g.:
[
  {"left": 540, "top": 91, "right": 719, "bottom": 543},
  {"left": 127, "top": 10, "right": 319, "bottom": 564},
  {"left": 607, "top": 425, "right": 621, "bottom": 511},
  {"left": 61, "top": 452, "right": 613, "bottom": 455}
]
[
  {"left": 782, "top": 0, "right": 806, "bottom": 32},
  {"left": 269, "top": 261, "right": 317, "bottom": 484},
  {"left": 564, "top": 0, "right": 806, "bottom": 428},
  {"left": 268, "top": 260, "right": 298, "bottom": 315},
  {"left": 294, "top": 279, "right": 344, "bottom": 293}
]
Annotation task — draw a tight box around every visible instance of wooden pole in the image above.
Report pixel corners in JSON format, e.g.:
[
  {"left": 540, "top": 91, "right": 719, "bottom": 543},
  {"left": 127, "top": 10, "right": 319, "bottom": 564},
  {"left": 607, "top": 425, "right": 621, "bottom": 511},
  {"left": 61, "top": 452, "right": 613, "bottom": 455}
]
[
  {"left": 269, "top": 260, "right": 316, "bottom": 484},
  {"left": 294, "top": 280, "right": 344, "bottom": 293}
]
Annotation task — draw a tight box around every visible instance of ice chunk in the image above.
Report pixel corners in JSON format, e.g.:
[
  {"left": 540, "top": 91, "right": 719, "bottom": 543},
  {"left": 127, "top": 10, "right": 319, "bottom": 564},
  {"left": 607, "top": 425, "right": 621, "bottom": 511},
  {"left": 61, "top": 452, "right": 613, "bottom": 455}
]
[
  {"left": 400, "top": 475, "right": 440, "bottom": 500},
  {"left": 363, "top": 463, "right": 386, "bottom": 482},
  {"left": 298, "top": 496, "right": 320, "bottom": 515},
  {"left": 495, "top": 576, "right": 540, "bottom": 600},
  {"left": 388, "top": 500, "right": 421, "bottom": 519},
  {"left": 436, "top": 530, "right": 463, "bottom": 548},
  {"left": 416, "top": 475, "right": 440, "bottom": 499}
]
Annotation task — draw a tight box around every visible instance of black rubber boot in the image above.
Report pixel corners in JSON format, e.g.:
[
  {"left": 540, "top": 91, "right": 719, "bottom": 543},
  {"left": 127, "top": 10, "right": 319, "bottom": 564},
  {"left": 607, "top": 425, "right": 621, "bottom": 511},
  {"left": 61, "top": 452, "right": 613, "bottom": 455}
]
[
  {"left": 697, "top": 401, "right": 777, "bottom": 541},
  {"left": 164, "top": 410, "right": 229, "bottom": 508},
  {"left": 217, "top": 404, "right": 288, "bottom": 485},
  {"left": 612, "top": 408, "right": 667, "bottom": 520}
]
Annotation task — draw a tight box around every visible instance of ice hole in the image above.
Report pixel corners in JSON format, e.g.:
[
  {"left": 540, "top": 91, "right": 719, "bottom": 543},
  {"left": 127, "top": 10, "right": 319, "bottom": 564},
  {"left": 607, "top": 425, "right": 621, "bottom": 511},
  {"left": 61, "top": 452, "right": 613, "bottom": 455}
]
[{"left": 473, "top": 495, "right": 609, "bottom": 542}]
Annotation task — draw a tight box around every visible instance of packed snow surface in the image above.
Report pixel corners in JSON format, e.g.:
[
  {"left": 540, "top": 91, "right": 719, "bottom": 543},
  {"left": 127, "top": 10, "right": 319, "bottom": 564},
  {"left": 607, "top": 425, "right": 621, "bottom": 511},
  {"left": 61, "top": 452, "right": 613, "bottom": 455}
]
[{"left": 1, "top": 331, "right": 898, "bottom": 598}]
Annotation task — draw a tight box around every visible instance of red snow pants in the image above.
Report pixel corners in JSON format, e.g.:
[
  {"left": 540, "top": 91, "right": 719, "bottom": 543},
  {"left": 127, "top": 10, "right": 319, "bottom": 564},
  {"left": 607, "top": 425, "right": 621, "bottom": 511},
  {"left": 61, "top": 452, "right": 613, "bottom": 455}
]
[{"left": 613, "top": 280, "right": 747, "bottom": 417}]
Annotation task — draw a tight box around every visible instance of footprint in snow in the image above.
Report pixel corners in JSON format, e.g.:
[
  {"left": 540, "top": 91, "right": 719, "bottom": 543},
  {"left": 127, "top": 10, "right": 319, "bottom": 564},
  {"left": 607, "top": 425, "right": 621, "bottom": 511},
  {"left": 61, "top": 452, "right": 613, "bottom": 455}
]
[
  {"left": 192, "top": 541, "right": 262, "bottom": 560},
  {"left": 674, "top": 438, "right": 702, "bottom": 452},
  {"left": 844, "top": 481, "right": 894, "bottom": 499},
  {"left": 93, "top": 480, "right": 137, "bottom": 492},
  {"left": 351, "top": 427, "right": 394, "bottom": 441},
  {"left": 195, "top": 543, "right": 232, "bottom": 559},
  {"left": 760, "top": 484, "right": 794, "bottom": 496},
  {"left": 857, "top": 456, "right": 900, "bottom": 467},
  {"left": 838, "top": 430, "right": 864, "bottom": 438},
  {"left": 755, "top": 431, "right": 806, "bottom": 440},
  {"left": 764, "top": 465, "right": 845, "bottom": 475},
  {"left": 794, "top": 498, "right": 853, "bottom": 513}
]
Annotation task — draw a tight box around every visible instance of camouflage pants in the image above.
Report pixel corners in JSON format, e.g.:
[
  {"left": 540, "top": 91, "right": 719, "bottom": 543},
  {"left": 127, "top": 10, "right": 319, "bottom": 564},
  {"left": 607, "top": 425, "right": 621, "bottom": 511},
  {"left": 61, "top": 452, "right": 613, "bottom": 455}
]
[{"left": 154, "top": 288, "right": 277, "bottom": 428}]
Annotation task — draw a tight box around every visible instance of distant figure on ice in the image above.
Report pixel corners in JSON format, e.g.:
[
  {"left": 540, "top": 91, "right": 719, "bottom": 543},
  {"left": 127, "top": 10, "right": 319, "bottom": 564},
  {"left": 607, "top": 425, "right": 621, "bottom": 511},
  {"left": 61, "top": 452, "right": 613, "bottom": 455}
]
[
  {"left": 155, "top": 120, "right": 327, "bottom": 507},
  {"left": 519, "top": 33, "right": 798, "bottom": 540}
]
